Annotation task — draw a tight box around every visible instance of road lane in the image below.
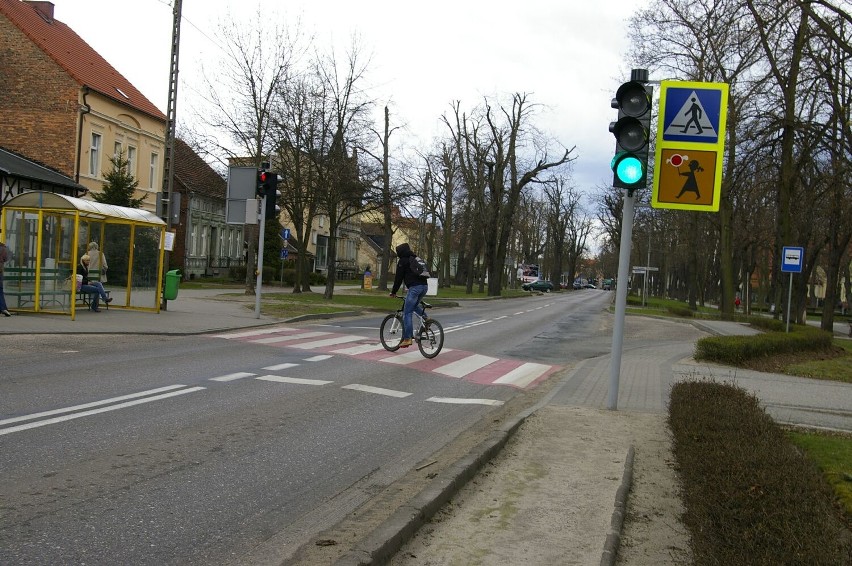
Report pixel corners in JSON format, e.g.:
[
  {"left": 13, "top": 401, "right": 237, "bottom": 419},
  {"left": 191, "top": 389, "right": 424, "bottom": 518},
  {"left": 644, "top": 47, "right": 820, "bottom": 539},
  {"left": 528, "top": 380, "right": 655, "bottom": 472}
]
[{"left": 0, "top": 291, "right": 615, "bottom": 564}]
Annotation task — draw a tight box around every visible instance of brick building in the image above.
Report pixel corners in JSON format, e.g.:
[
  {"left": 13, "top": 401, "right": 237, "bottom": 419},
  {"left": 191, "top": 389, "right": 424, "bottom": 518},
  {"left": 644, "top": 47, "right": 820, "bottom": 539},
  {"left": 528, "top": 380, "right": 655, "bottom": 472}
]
[{"left": 0, "top": 0, "right": 165, "bottom": 208}]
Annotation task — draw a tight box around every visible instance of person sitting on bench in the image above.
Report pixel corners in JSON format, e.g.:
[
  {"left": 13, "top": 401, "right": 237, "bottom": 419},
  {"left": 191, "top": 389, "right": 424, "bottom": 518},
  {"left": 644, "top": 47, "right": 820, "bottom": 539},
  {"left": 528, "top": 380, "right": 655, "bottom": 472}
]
[{"left": 79, "top": 254, "right": 112, "bottom": 312}]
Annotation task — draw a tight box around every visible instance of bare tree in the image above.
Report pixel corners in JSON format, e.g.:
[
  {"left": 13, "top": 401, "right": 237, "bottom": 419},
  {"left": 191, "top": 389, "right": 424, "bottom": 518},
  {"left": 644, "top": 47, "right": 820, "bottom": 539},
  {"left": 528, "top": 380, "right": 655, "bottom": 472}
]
[
  {"left": 311, "top": 40, "right": 379, "bottom": 300},
  {"left": 269, "top": 74, "right": 324, "bottom": 293},
  {"left": 187, "top": 8, "right": 303, "bottom": 294},
  {"left": 444, "top": 94, "right": 575, "bottom": 296}
]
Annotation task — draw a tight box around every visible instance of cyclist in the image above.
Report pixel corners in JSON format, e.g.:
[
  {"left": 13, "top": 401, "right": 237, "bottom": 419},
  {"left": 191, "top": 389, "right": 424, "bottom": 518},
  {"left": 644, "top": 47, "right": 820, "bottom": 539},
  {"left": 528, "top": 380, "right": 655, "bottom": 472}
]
[{"left": 389, "top": 242, "right": 428, "bottom": 348}]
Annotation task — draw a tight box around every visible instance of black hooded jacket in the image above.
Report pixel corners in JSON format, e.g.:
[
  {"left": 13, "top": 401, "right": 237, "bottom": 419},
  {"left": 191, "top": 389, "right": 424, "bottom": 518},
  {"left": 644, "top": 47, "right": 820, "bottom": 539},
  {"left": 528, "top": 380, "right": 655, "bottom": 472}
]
[{"left": 391, "top": 242, "right": 427, "bottom": 294}]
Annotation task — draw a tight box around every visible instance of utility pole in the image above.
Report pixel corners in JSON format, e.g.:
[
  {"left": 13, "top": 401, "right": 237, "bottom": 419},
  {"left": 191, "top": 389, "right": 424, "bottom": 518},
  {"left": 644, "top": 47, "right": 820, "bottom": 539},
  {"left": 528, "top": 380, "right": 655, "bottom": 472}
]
[{"left": 160, "top": 0, "right": 182, "bottom": 310}]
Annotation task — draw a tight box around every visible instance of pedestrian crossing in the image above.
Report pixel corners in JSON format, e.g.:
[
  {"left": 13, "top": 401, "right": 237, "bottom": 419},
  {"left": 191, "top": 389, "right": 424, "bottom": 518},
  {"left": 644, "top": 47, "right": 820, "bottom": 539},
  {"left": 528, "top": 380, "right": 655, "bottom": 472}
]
[{"left": 210, "top": 326, "right": 558, "bottom": 390}]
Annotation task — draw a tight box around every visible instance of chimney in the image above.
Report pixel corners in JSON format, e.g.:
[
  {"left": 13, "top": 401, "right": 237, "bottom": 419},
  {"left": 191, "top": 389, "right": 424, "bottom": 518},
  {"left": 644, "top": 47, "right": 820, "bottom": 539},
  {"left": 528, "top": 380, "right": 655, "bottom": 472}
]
[{"left": 25, "top": 2, "right": 55, "bottom": 22}]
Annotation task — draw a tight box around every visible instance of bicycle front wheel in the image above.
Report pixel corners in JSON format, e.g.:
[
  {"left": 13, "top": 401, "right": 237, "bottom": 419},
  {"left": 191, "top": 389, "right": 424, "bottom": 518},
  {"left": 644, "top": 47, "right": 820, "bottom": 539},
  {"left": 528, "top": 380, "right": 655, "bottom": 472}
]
[
  {"left": 418, "top": 319, "right": 444, "bottom": 358},
  {"left": 380, "top": 313, "right": 404, "bottom": 351}
]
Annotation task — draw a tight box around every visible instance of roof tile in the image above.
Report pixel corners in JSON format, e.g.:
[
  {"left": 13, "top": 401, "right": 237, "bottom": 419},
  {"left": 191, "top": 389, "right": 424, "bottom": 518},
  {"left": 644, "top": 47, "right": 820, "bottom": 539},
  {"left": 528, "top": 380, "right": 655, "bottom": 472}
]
[{"left": 0, "top": 0, "right": 165, "bottom": 120}]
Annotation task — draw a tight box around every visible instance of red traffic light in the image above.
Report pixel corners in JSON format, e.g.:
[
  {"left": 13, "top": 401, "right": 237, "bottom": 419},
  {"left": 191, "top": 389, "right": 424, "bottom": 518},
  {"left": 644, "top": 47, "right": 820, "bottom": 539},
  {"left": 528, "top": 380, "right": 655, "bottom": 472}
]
[{"left": 259, "top": 171, "right": 268, "bottom": 183}]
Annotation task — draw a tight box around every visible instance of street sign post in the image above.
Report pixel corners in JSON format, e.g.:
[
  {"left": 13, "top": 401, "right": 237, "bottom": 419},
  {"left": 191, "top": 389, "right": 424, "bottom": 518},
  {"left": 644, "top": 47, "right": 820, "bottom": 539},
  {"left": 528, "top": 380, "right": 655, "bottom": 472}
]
[
  {"left": 652, "top": 81, "right": 729, "bottom": 212},
  {"left": 781, "top": 246, "right": 804, "bottom": 333}
]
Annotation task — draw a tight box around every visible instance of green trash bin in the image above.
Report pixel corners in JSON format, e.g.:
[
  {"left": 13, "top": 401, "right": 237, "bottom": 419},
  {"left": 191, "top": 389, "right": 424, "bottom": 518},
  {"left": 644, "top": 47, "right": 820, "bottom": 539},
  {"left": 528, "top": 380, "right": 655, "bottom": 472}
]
[{"left": 163, "top": 269, "right": 182, "bottom": 301}]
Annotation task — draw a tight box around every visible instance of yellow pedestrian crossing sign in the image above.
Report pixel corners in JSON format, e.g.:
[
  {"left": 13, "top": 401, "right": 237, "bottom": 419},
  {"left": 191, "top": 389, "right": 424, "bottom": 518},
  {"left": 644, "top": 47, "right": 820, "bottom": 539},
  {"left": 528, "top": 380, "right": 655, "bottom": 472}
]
[{"left": 652, "top": 81, "right": 728, "bottom": 212}]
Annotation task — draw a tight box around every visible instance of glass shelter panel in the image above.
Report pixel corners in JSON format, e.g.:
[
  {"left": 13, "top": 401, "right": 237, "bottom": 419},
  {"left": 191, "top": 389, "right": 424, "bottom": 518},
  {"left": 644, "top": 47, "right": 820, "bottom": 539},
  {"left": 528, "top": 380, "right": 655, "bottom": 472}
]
[{"left": 129, "top": 225, "right": 162, "bottom": 309}]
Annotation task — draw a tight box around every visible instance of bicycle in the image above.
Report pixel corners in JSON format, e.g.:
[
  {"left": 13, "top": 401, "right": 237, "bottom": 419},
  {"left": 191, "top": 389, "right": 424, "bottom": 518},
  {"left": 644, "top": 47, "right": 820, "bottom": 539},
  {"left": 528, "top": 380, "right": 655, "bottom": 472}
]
[{"left": 380, "top": 297, "right": 445, "bottom": 358}]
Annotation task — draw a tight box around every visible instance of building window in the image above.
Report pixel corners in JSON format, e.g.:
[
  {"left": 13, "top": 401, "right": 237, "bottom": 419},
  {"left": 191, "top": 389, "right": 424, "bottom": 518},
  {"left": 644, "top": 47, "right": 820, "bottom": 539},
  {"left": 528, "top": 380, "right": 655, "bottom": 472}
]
[
  {"left": 149, "top": 153, "right": 159, "bottom": 188},
  {"left": 114, "top": 141, "right": 122, "bottom": 157},
  {"left": 316, "top": 235, "right": 328, "bottom": 270},
  {"left": 190, "top": 223, "right": 199, "bottom": 256},
  {"left": 89, "top": 133, "right": 102, "bottom": 176},
  {"left": 127, "top": 146, "right": 137, "bottom": 176}
]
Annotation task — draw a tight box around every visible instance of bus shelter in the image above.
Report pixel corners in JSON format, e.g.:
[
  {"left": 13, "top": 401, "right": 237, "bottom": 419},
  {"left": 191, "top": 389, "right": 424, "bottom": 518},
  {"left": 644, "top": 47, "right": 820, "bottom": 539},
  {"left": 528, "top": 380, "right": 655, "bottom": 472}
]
[{"left": 1, "top": 191, "right": 167, "bottom": 320}]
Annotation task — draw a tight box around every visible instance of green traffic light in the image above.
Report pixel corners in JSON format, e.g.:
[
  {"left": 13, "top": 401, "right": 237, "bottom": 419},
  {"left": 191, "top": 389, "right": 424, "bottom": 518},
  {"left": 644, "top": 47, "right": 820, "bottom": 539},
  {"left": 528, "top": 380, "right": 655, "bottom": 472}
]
[{"left": 613, "top": 153, "right": 644, "bottom": 185}]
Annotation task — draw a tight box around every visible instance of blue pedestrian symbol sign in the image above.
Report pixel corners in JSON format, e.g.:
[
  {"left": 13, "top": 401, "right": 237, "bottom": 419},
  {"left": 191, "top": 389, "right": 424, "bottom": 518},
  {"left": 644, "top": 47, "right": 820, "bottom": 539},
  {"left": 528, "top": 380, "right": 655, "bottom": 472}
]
[
  {"left": 653, "top": 80, "right": 729, "bottom": 213},
  {"left": 661, "top": 86, "right": 725, "bottom": 144}
]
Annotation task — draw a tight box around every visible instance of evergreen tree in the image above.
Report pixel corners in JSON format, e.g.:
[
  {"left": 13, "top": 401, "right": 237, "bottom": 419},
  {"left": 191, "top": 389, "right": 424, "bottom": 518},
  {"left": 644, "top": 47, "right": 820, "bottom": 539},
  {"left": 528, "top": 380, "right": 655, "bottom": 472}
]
[{"left": 94, "top": 150, "right": 145, "bottom": 208}]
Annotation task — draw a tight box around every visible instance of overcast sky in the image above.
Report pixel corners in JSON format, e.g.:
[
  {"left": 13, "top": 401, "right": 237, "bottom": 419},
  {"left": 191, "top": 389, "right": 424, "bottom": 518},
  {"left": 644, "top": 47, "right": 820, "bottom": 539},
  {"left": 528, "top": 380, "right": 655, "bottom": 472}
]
[{"left": 55, "top": 0, "right": 651, "bottom": 195}]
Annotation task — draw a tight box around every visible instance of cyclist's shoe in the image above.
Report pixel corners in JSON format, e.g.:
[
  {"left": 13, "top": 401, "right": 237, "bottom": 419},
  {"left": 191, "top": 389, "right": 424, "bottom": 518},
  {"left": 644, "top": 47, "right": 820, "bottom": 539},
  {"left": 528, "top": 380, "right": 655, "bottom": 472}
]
[{"left": 399, "top": 338, "right": 413, "bottom": 348}]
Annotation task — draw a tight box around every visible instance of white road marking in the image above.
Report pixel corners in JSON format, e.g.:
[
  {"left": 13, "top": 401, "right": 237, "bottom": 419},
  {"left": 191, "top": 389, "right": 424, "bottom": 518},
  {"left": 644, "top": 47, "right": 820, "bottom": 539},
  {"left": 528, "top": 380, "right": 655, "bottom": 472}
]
[
  {"left": 305, "top": 355, "right": 332, "bottom": 362},
  {"left": 444, "top": 320, "right": 491, "bottom": 334},
  {"left": 434, "top": 354, "right": 499, "bottom": 378},
  {"left": 427, "top": 397, "right": 504, "bottom": 406},
  {"left": 0, "top": 386, "right": 205, "bottom": 436},
  {"left": 288, "top": 335, "right": 364, "bottom": 349},
  {"left": 256, "top": 375, "right": 333, "bottom": 385},
  {"left": 342, "top": 384, "right": 412, "bottom": 398},
  {"left": 331, "top": 343, "right": 387, "bottom": 355},
  {"left": 252, "top": 331, "right": 331, "bottom": 344},
  {"left": 0, "top": 384, "right": 189, "bottom": 426},
  {"left": 261, "top": 363, "right": 300, "bottom": 371},
  {"left": 492, "top": 362, "right": 552, "bottom": 388},
  {"left": 381, "top": 350, "right": 429, "bottom": 364},
  {"left": 210, "top": 372, "right": 256, "bottom": 382}
]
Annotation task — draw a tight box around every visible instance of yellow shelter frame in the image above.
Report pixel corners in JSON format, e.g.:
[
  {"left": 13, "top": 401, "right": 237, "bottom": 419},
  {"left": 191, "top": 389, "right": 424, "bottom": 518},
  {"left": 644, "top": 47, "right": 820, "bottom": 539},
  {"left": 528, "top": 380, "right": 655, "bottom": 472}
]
[{"left": 1, "top": 191, "right": 167, "bottom": 320}]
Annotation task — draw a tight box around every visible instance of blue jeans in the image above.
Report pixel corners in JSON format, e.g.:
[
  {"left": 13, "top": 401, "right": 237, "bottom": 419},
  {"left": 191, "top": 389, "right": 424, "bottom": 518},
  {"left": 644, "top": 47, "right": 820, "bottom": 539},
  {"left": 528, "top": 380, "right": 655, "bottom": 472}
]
[
  {"left": 402, "top": 284, "right": 428, "bottom": 339},
  {"left": 0, "top": 274, "right": 7, "bottom": 312},
  {"left": 80, "top": 282, "right": 108, "bottom": 310}
]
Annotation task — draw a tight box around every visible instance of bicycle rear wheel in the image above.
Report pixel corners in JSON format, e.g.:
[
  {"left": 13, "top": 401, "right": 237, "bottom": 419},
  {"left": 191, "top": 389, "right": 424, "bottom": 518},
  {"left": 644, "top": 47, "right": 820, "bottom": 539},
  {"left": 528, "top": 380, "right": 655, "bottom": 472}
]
[
  {"left": 418, "top": 319, "right": 444, "bottom": 358},
  {"left": 380, "top": 313, "right": 404, "bottom": 351}
]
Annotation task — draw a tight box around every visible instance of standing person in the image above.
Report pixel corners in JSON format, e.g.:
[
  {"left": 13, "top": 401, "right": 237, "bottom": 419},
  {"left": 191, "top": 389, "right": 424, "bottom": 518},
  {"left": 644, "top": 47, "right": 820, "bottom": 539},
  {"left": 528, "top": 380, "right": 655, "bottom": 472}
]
[
  {"left": 87, "top": 241, "right": 108, "bottom": 283},
  {"left": 389, "top": 242, "right": 428, "bottom": 348},
  {"left": 0, "top": 240, "right": 11, "bottom": 317},
  {"left": 79, "top": 254, "right": 112, "bottom": 312}
]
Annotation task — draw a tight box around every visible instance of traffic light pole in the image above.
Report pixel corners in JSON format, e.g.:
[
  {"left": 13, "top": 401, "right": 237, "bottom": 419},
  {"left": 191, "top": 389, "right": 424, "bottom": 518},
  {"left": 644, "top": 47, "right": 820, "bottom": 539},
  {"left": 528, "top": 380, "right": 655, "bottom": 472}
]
[
  {"left": 608, "top": 191, "right": 635, "bottom": 410},
  {"left": 254, "top": 195, "right": 266, "bottom": 319},
  {"left": 607, "top": 68, "right": 650, "bottom": 410}
]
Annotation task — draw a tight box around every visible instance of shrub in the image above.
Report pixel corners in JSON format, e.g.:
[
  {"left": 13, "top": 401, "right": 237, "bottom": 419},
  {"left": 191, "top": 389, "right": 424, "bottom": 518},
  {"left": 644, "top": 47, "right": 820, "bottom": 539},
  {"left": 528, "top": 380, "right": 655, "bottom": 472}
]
[
  {"left": 669, "top": 381, "right": 852, "bottom": 564},
  {"left": 747, "top": 316, "right": 786, "bottom": 332},
  {"left": 695, "top": 325, "right": 832, "bottom": 365},
  {"left": 667, "top": 305, "right": 694, "bottom": 318}
]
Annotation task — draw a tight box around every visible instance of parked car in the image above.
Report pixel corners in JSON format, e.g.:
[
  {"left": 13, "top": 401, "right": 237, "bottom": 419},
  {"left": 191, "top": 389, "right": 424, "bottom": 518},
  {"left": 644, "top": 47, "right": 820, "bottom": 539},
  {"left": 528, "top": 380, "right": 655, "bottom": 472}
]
[
  {"left": 522, "top": 280, "right": 554, "bottom": 292},
  {"left": 583, "top": 283, "right": 597, "bottom": 289}
]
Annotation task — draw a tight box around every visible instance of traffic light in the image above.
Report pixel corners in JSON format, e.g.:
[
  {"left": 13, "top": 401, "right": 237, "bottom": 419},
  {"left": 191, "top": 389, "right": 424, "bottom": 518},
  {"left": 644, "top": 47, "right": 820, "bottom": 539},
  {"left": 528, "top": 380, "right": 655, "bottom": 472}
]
[
  {"left": 610, "top": 70, "right": 653, "bottom": 192},
  {"left": 256, "top": 170, "right": 269, "bottom": 198},
  {"left": 264, "top": 172, "right": 280, "bottom": 220}
]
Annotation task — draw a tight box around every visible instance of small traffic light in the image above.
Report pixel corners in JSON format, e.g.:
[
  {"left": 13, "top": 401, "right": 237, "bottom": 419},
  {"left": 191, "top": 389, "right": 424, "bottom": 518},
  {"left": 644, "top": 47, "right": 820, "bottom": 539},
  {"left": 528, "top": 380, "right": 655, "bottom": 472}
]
[
  {"left": 256, "top": 170, "right": 268, "bottom": 198},
  {"left": 610, "top": 70, "right": 653, "bottom": 192},
  {"left": 264, "top": 172, "right": 280, "bottom": 220}
]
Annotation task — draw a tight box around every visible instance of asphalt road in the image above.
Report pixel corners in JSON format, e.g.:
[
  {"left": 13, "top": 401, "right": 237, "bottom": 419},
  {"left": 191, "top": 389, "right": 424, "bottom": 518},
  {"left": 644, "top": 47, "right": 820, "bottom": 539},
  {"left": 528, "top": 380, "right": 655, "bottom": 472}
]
[{"left": 0, "top": 291, "right": 614, "bottom": 565}]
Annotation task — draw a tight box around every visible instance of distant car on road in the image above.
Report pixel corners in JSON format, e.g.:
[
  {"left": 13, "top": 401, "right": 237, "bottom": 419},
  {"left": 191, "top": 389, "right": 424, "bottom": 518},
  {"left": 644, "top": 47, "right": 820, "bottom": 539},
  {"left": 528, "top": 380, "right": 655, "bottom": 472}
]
[
  {"left": 583, "top": 283, "right": 597, "bottom": 289},
  {"left": 522, "top": 280, "right": 554, "bottom": 292}
]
